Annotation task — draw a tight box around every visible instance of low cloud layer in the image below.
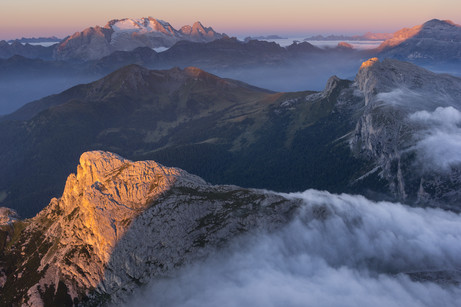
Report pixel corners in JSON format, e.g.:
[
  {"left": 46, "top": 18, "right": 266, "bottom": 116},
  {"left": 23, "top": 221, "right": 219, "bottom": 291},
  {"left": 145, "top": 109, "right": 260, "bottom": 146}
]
[
  {"left": 126, "top": 190, "right": 461, "bottom": 307},
  {"left": 409, "top": 106, "right": 461, "bottom": 171},
  {"left": 376, "top": 88, "right": 456, "bottom": 111}
]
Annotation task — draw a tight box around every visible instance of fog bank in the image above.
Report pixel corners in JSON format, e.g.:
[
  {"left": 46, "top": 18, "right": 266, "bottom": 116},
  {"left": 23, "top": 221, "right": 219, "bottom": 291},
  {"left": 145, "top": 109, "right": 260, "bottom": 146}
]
[{"left": 126, "top": 189, "right": 461, "bottom": 307}]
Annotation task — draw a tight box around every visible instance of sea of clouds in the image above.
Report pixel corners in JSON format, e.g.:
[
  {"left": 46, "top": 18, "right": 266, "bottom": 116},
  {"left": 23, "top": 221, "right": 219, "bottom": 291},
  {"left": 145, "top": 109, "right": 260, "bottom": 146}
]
[
  {"left": 409, "top": 106, "right": 461, "bottom": 172},
  {"left": 126, "top": 189, "right": 461, "bottom": 307}
]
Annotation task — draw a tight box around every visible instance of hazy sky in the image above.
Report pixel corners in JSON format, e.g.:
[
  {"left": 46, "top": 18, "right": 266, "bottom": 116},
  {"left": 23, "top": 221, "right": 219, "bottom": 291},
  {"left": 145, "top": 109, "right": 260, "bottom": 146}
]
[{"left": 1, "top": 0, "right": 460, "bottom": 39}]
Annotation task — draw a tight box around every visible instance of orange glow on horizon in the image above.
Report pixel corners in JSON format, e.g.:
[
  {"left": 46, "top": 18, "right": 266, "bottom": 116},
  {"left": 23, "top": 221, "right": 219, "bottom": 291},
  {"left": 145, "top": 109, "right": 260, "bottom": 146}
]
[{"left": 0, "top": 0, "right": 460, "bottom": 40}]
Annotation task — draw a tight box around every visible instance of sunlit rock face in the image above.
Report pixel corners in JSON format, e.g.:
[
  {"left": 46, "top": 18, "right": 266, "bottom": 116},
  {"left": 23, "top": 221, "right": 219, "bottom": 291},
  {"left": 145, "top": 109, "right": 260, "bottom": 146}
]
[
  {"left": 0, "top": 151, "right": 184, "bottom": 305},
  {"left": 0, "top": 208, "right": 18, "bottom": 226},
  {"left": 39, "top": 151, "right": 182, "bottom": 286},
  {"left": 0, "top": 151, "right": 299, "bottom": 306}
]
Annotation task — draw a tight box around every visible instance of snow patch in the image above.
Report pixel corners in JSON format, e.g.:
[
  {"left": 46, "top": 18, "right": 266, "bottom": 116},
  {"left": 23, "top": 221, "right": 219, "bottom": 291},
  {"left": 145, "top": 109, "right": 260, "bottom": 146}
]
[
  {"left": 111, "top": 19, "right": 143, "bottom": 33},
  {"left": 153, "top": 47, "right": 169, "bottom": 53}
]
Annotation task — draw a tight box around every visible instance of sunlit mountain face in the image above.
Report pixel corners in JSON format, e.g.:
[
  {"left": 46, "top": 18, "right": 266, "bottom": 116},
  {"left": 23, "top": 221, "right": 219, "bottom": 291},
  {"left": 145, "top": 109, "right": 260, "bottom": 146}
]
[{"left": 1, "top": 11, "right": 461, "bottom": 306}]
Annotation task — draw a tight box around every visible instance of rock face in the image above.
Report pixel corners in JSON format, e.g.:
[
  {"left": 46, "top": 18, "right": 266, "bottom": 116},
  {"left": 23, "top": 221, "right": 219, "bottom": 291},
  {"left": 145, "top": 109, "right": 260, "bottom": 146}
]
[
  {"left": 351, "top": 57, "right": 461, "bottom": 208},
  {"left": 0, "top": 151, "right": 299, "bottom": 305},
  {"left": 377, "top": 19, "right": 461, "bottom": 63},
  {"left": 0, "top": 208, "right": 18, "bottom": 225},
  {"left": 54, "top": 17, "right": 226, "bottom": 61}
]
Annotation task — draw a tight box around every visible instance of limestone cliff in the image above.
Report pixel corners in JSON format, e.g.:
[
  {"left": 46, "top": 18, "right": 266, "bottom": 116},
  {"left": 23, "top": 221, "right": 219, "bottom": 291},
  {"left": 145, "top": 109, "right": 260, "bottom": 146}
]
[
  {"left": 351, "top": 58, "right": 461, "bottom": 207},
  {"left": 0, "top": 151, "right": 299, "bottom": 306}
]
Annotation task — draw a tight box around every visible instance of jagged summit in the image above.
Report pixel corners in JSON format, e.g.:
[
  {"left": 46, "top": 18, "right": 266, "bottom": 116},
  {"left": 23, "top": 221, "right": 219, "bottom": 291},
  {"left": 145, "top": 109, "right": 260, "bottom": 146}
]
[
  {"left": 0, "top": 151, "right": 297, "bottom": 305},
  {"left": 0, "top": 151, "right": 189, "bottom": 304},
  {"left": 107, "top": 17, "right": 177, "bottom": 36},
  {"left": 59, "top": 151, "right": 185, "bottom": 213},
  {"left": 179, "top": 21, "right": 224, "bottom": 40}
]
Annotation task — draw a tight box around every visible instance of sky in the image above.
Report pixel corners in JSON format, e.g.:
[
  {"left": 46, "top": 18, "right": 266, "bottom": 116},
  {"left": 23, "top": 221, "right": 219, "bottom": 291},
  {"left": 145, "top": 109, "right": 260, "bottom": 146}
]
[{"left": 1, "top": 0, "right": 460, "bottom": 39}]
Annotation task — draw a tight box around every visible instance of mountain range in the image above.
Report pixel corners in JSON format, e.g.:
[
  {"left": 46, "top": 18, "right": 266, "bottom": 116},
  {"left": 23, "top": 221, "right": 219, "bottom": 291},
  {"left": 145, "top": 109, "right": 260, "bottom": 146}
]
[
  {"left": 3, "top": 18, "right": 461, "bottom": 115},
  {"left": 54, "top": 17, "right": 226, "bottom": 61},
  {"left": 1, "top": 16, "right": 461, "bottom": 306},
  {"left": 6, "top": 37, "right": 61, "bottom": 44},
  {"left": 1, "top": 18, "right": 461, "bottom": 66},
  {"left": 0, "top": 36, "right": 363, "bottom": 115},
  {"left": 305, "top": 32, "right": 393, "bottom": 41},
  {"left": 1, "top": 57, "right": 461, "bottom": 218},
  {"left": 0, "top": 41, "right": 55, "bottom": 60}
]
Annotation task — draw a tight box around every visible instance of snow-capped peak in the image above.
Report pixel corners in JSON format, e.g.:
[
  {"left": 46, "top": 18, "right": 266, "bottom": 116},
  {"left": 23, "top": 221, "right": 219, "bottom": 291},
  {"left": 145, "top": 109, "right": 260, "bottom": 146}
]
[
  {"left": 111, "top": 19, "right": 143, "bottom": 32},
  {"left": 109, "top": 17, "right": 176, "bottom": 35},
  {"left": 56, "top": 17, "right": 226, "bottom": 60}
]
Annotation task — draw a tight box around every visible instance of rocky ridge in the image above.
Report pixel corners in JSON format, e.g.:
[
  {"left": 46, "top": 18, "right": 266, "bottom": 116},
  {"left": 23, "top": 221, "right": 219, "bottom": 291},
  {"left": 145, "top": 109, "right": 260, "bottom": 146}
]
[{"left": 0, "top": 151, "right": 300, "bottom": 305}]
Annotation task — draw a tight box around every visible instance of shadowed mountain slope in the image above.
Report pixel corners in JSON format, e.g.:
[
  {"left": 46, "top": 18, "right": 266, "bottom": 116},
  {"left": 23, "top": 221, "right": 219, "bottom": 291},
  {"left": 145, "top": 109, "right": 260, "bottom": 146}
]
[
  {"left": 0, "top": 64, "right": 364, "bottom": 217},
  {"left": 2, "top": 58, "right": 461, "bottom": 217},
  {"left": 378, "top": 19, "right": 461, "bottom": 64}
]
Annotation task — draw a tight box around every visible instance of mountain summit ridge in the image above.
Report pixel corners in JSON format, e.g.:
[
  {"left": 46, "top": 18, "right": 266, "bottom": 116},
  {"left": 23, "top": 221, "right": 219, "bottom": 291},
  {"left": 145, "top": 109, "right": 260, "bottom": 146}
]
[
  {"left": 0, "top": 151, "right": 298, "bottom": 305},
  {"left": 377, "top": 19, "right": 461, "bottom": 62},
  {"left": 54, "top": 17, "right": 226, "bottom": 61}
]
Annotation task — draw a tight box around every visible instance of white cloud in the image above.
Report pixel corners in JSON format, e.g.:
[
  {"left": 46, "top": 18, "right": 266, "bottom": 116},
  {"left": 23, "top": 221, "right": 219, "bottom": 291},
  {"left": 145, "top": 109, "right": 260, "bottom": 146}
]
[
  {"left": 409, "top": 106, "right": 461, "bottom": 171},
  {"left": 376, "top": 88, "right": 423, "bottom": 107},
  {"left": 376, "top": 88, "right": 456, "bottom": 110},
  {"left": 409, "top": 106, "right": 461, "bottom": 127},
  {"left": 126, "top": 190, "right": 461, "bottom": 307}
]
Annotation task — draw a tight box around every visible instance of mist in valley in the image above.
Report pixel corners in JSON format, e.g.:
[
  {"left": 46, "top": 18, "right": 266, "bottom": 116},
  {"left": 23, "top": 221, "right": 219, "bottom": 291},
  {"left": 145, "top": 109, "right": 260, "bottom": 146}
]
[
  {"left": 211, "top": 53, "right": 364, "bottom": 92},
  {"left": 0, "top": 75, "right": 100, "bottom": 115},
  {"left": 0, "top": 50, "right": 367, "bottom": 116},
  {"left": 6, "top": 39, "right": 461, "bottom": 117}
]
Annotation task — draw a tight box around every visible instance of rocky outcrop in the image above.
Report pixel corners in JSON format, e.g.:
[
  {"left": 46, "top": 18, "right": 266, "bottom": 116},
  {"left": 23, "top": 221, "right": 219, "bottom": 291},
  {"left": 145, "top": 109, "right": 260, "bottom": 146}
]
[
  {"left": 0, "top": 208, "right": 18, "bottom": 226},
  {"left": 0, "top": 151, "right": 300, "bottom": 305}
]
